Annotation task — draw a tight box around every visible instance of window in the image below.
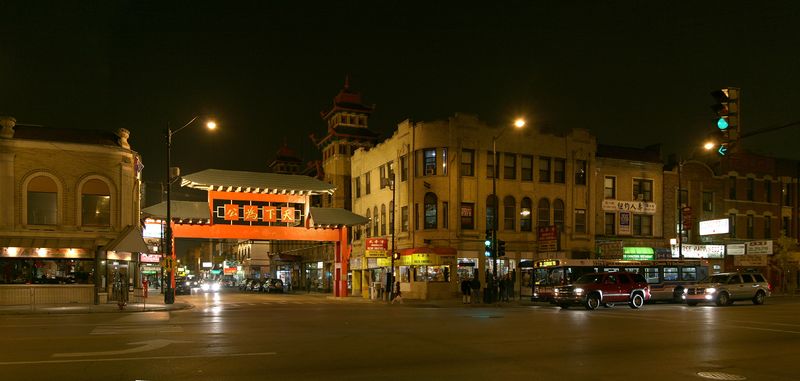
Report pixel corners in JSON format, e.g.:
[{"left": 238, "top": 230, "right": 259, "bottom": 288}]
[
  {"left": 486, "top": 195, "right": 498, "bottom": 231},
  {"left": 702, "top": 191, "right": 713, "bottom": 212},
  {"left": 783, "top": 216, "right": 790, "bottom": 236},
  {"left": 575, "top": 209, "right": 587, "bottom": 233},
  {"left": 423, "top": 149, "right": 437, "bottom": 176},
  {"left": 764, "top": 216, "right": 771, "bottom": 238},
  {"left": 746, "top": 178, "right": 755, "bottom": 201},
  {"left": 442, "top": 148, "right": 448, "bottom": 175},
  {"left": 604, "top": 213, "right": 616, "bottom": 235},
  {"left": 538, "top": 157, "right": 551, "bottom": 183},
  {"left": 424, "top": 192, "right": 437, "bottom": 229},
  {"left": 554, "top": 158, "right": 566, "bottom": 183},
  {"left": 503, "top": 196, "right": 516, "bottom": 231},
  {"left": 745, "top": 214, "right": 755, "bottom": 238},
  {"left": 503, "top": 153, "right": 516, "bottom": 180},
  {"left": 461, "top": 149, "right": 475, "bottom": 176},
  {"left": 460, "top": 203, "right": 475, "bottom": 230},
  {"left": 387, "top": 161, "right": 395, "bottom": 181},
  {"left": 633, "top": 214, "right": 652, "bottom": 236},
  {"left": 604, "top": 177, "right": 616, "bottom": 199},
  {"left": 442, "top": 201, "right": 449, "bottom": 229},
  {"left": 575, "top": 160, "right": 587, "bottom": 185},
  {"left": 379, "top": 165, "right": 386, "bottom": 189},
  {"left": 27, "top": 175, "right": 58, "bottom": 225},
  {"left": 633, "top": 179, "right": 653, "bottom": 201},
  {"left": 553, "top": 199, "right": 565, "bottom": 233},
  {"left": 486, "top": 151, "right": 498, "bottom": 179},
  {"left": 401, "top": 206, "right": 409, "bottom": 232},
  {"left": 729, "top": 213, "right": 737, "bottom": 238},
  {"left": 729, "top": 176, "right": 737, "bottom": 199},
  {"left": 381, "top": 204, "right": 387, "bottom": 236},
  {"left": 365, "top": 172, "right": 371, "bottom": 195},
  {"left": 521, "top": 155, "right": 533, "bottom": 181},
  {"left": 400, "top": 155, "right": 408, "bottom": 182},
  {"left": 765, "top": 181, "right": 771, "bottom": 202},
  {"left": 366, "top": 209, "right": 372, "bottom": 237},
  {"left": 81, "top": 179, "right": 110, "bottom": 226},
  {"left": 537, "top": 198, "right": 550, "bottom": 228},
  {"left": 520, "top": 197, "right": 532, "bottom": 232},
  {"left": 373, "top": 206, "right": 379, "bottom": 236},
  {"left": 354, "top": 177, "right": 361, "bottom": 198}
]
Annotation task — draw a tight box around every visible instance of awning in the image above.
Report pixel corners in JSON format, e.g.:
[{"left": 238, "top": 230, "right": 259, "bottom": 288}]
[
  {"left": 0, "top": 236, "right": 97, "bottom": 259},
  {"left": 104, "top": 225, "right": 149, "bottom": 253},
  {"left": 397, "top": 247, "right": 457, "bottom": 266}
]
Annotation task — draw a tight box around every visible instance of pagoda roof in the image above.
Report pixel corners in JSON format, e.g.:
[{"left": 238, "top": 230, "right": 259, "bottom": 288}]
[{"left": 180, "top": 169, "right": 335, "bottom": 195}]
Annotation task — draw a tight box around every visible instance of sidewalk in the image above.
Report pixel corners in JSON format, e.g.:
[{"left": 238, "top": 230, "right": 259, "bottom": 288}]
[{"left": 0, "top": 294, "right": 192, "bottom": 315}]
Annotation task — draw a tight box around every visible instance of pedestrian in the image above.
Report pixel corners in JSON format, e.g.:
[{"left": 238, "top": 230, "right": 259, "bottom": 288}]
[
  {"left": 499, "top": 274, "right": 507, "bottom": 302},
  {"left": 391, "top": 281, "right": 403, "bottom": 304},
  {"left": 306, "top": 277, "right": 312, "bottom": 293},
  {"left": 461, "top": 278, "right": 471, "bottom": 304},
  {"left": 470, "top": 275, "right": 481, "bottom": 304}
]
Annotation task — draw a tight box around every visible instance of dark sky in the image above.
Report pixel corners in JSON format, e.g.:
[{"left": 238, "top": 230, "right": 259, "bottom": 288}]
[{"left": 3, "top": 1, "right": 800, "bottom": 206}]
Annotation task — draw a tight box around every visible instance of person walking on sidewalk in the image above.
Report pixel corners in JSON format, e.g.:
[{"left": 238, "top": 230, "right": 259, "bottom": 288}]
[
  {"left": 461, "top": 278, "right": 471, "bottom": 304},
  {"left": 391, "top": 281, "right": 403, "bottom": 304}
]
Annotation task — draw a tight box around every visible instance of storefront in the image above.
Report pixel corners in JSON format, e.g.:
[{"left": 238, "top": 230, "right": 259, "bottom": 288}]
[{"left": 395, "top": 247, "right": 456, "bottom": 300}]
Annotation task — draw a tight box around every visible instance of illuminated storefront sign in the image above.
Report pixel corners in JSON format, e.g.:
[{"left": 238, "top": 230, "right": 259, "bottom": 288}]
[
  {"left": 622, "top": 247, "right": 654, "bottom": 261},
  {"left": 601, "top": 199, "right": 657, "bottom": 214},
  {"left": 699, "top": 218, "right": 729, "bottom": 235},
  {"left": 212, "top": 199, "right": 304, "bottom": 226},
  {"left": 746, "top": 240, "right": 773, "bottom": 255},
  {"left": 671, "top": 244, "right": 724, "bottom": 258},
  {"left": 365, "top": 238, "right": 388, "bottom": 257},
  {"left": 139, "top": 253, "right": 161, "bottom": 263}
]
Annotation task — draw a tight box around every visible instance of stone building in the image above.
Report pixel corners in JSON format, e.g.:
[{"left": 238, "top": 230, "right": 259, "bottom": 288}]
[
  {"left": 0, "top": 115, "right": 146, "bottom": 306},
  {"left": 350, "top": 113, "right": 596, "bottom": 300}
]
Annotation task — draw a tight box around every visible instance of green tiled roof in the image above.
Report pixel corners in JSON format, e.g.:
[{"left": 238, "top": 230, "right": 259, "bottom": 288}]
[{"left": 181, "top": 169, "right": 335, "bottom": 195}]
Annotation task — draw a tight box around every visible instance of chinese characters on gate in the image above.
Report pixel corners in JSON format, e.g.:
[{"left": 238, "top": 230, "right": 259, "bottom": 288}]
[{"left": 213, "top": 199, "right": 303, "bottom": 226}]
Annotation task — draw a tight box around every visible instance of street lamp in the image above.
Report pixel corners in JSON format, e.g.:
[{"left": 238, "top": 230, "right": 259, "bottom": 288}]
[
  {"left": 490, "top": 117, "right": 525, "bottom": 303},
  {"left": 382, "top": 173, "right": 396, "bottom": 302},
  {"left": 164, "top": 116, "right": 217, "bottom": 304},
  {"left": 676, "top": 143, "right": 714, "bottom": 261}
]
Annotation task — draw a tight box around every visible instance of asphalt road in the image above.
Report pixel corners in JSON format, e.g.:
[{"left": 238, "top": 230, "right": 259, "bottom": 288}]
[{"left": 1, "top": 290, "right": 798, "bottom": 381}]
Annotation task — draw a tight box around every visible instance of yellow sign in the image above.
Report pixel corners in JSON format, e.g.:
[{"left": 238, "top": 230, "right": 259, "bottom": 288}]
[
  {"left": 376, "top": 257, "right": 391, "bottom": 267},
  {"left": 364, "top": 250, "right": 388, "bottom": 258}
]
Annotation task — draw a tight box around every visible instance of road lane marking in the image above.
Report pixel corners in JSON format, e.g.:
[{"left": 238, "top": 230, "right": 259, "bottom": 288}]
[
  {"left": 53, "top": 339, "right": 191, "bottom": 357},
  {"left": 90, "top": 325, "right": 184, "bottom": 335},
  {"left": 0, "top": 352, "right": 277, "bottom": 366}
]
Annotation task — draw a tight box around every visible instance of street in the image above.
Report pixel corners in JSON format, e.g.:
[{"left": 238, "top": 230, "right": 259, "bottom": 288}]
[{"left": 1, "top": 291, "right": 799, "bottom": 381}]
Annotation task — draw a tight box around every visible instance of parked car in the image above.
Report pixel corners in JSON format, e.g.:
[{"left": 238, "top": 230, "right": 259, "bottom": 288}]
[
  {"left": 249, "top": 279, "right": 266, "bottom": 292},
  {"left": 554, "top": 272, "right": 651, "bottom": 310},
  {"left": 683, "top": 271, "right": 771, "bottom": 306}
]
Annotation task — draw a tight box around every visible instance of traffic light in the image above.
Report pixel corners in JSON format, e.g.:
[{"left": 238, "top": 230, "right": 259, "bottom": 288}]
[
  {"left": 392, "top": 251, "right": 399, "bottom": 260},
  {"left": 497, "top": 239, "right": 506, "bottom": 257},
  {"left": 709, "top": 87, "right": 740, "bottom": 156},
  {"left": 484, "top": 230, "right": 493, "bottom": 257}
]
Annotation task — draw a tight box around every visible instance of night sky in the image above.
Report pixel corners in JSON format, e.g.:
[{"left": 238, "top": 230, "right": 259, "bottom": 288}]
[{"left": 3, "top": 1, "right": 800, "bottom": 206}]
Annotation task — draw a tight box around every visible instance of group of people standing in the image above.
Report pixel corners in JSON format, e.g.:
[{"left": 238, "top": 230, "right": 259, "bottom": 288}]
[{"left": 460, "top": 270, "right": 516, "bottom": 304}]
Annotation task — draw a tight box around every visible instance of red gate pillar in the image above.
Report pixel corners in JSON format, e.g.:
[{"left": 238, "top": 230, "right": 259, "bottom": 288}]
[{"left": 334, "top": 226, "right": 350, "bottom": 297}]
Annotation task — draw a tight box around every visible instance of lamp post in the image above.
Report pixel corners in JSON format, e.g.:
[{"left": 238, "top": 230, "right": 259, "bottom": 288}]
[
  {"left": 490, "top": 118, "right": 525, "bottom": 303},
  {"left": 164, "top": 116, "right": 216, "bottom": 304},
  {"left": 676, "top": 143, "right": 714, "bottom": 261},
  {"left": 383, "top": 173, "right": 396, "bottom": 302}
]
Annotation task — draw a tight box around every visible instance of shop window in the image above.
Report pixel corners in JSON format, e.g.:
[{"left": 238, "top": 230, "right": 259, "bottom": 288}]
[
  {"left": 414, "top": 265, "right": 450, "bottom": 282},
  {"left": 460, "top": 203, "right": 475, "bottom": 230},
  {"left": 0, "top": 258, "right": 94, "bottom": 284},
  {"left": 27, "top": 175, "right": 58, "bottom": 225},
  {"left": 81, "top": 178, "right": 110, "bottom": 226}
]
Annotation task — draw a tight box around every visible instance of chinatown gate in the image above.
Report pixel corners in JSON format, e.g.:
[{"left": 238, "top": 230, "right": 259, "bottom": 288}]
[{"left": 143, "top": 169, "right": 367, "bottom": 297}]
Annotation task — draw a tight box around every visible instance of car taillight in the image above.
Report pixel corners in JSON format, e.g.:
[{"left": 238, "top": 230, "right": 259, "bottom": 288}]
[{"left": 768, "top": 283, "right": 773, "bottom": 292}]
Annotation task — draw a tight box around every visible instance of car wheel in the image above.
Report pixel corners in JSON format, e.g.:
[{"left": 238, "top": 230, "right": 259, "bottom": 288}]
[
  {"left": 752, "top": 290, "right": 766, "bottom": 305},
  {"left": 629, "top": 293, "right": 645, "bottom": 309},
  {"left": 603, "top": 303, "right": 614, "bottom": 308},
  {"left": 687, "top": 301, "right": 698, "bottom": 306},
  {"left": 585, "top": 294, "right": 601, "bottom": 310},
  {"left": 716, "top": 292, "right": 730, "bottom": 306}
]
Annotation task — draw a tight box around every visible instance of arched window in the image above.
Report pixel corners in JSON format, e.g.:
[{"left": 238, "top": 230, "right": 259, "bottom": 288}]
[
  {"left": 486, "top": 195, "right": 498, "bottom": 231},
  {"left": 520, "top": 197, "right": 532, "bottom": 232},
  {"left": 81, "top": 178, "right": 110, "bottom": 226},
  {"left": 373, "top": 206, "right": 379, "bottom": 236},
  {"left": 537, "top": 198, "right": 550, "bottom": 228},
  {"left": 553, "top": 199, "right": 565, "bottom": 233},
  {"left": 366, "top": 209, "right": 372, "bottom": 237},
  {"left": 503, "top": 196, "right": 516, "bottom": 231},
  {"left": 27, "top": 175, "right": 58, "bottom": 225},
  {"left": 381, "top": 204, "right": 387, "bottom": 236},
  {"left": 424, "top": 192, "right": 438, "bottom": 229}
]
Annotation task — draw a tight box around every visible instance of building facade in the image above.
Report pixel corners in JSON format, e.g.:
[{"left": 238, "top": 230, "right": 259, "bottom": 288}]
[
  {"left": 0, "top": 115, "right": 146, "bottom": 305},
  {"left": 350, "top": 113, "right": 596, "bottom": 300}
]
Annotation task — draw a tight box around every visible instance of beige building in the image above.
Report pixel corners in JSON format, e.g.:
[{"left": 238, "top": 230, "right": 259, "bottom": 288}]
[
  {"left": 0, "top": 116, "right": 146, "bottom": 306},
  {"left": 593, "top": 144, "right": 665, "bottom": 259},
  {"left": 350, "top": 113, "right": 596, "bottom": 300}
]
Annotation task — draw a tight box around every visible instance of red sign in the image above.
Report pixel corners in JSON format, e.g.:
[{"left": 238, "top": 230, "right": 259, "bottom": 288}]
[
  {"left": 537, "top": 226, "right": 559, "bottom": 252},
  {"left": 224, "top": 204, "right": 239, "bottom": 220},
  {"left": 139, "top": 253, "right": 161, "bottom": 263},
  {"left": 223, "top": 267, "right": 237, "bottom": 275},
  {"left": 281, "top": 207, "right": 295, "bottom": 223},
  {"left": 263, "top": 206, "right": 277, "bottom": 222},
  {"left": 365, "top": 238, "right": 388, "bottom": 251},
  {"left": 243, "top": 205, "right": 259, "bottom": 221}
]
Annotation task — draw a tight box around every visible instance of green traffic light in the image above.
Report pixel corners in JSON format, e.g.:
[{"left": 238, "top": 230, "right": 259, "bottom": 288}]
[
  {"left": 717, "top": 117, "right": 729, "bottom": 130},
  {"left": 718, "top": 145, "right": 728, "bottom": 156},
  {"left": 484, "top": 239, "right": 491, "bottom": 247}
]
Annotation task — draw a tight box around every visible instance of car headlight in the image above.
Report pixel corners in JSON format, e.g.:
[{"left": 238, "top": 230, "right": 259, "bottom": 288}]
[
  {"left": 554, "top": 288, "right": 559, "bottom": 295},
  {"left": 211, "top": 283, "right": 221, "bottom": 291},
  {"left": 574, "top": 287, "right": 584, "bottom": 295},
  {"left": 683, "top": 288, "right": 688, "bottom": 294},
  {"left": 705, "top": 287, "right": 716, "bottom": 294},
  {"left": 185, "top": 281, "right": 190, "bottom": 286},
  {"left": 201, "top": 283, "right": 210, "bottom": 291}
]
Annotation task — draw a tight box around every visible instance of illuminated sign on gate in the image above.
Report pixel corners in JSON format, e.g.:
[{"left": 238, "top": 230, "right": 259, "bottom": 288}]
[{"left": 212, "top": 199, "right": 303, "bottom": 227}]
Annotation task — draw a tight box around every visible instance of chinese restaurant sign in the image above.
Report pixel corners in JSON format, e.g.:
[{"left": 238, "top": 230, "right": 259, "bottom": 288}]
[
  {"left": 602, "top": 199, "right": 657, "bottom": 214},
  {"left": 365, "top": 238, "right": 388, "bottom": 258},
  {"left": 212, "top": 199, "right": 304, "bottom": 227}
]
